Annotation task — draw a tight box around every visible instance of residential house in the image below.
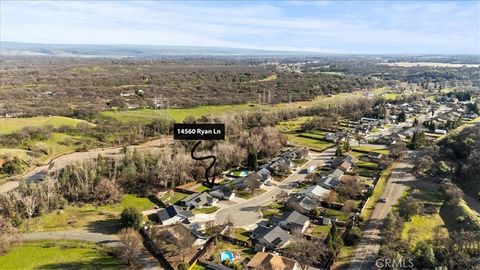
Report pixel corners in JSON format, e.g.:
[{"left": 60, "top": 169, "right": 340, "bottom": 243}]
[
  {"left": 286, "top": 194, "right": 318, "bottom": 214},
  {"left": 257, "top": 168, "right": 273, "bottom": 183},
  {"left": 337, "top": 161, "right": 353, "bottom": 173},
  {"left": 318, "top": 176, "right": 342, "bottom": 190},
  {"left": 209, "top": 186, "right": 235, "bottom": 200},
  {"left": 251, "top": 225, "right": 291, "bottom": 250},
  {"left": 270, "top": 210, "right": 310, "bottom": 233},
  {"left": 157, "top": 205, "right": 194, "bottom": 225},
  {"left": 181, "top": 192, "right": 218, "bottom": 209},
  {"left": 246, "top": 252, "right": 301, "bottom": 270},
  {"left": 330, "top": 168, "right": 344, "bottom": 179},
  {"left": 299, "top": 185, "right": 331, "bottom": 200}
]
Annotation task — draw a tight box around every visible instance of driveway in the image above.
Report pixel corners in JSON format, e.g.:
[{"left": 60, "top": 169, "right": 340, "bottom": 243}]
[
  {"left": 215, "top": 148, "right": 336, "bottom": 227},
  {"left": 23, "top": 231, "right": 161, "bottom": 270},
  {"left": 347, "top": 155, "right": 416, "bottom": 270}
]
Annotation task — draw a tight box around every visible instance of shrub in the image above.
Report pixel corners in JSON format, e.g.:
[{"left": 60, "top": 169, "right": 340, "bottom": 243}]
[{"left": 120, "top": 207, "right": 143, "bottom": 229}]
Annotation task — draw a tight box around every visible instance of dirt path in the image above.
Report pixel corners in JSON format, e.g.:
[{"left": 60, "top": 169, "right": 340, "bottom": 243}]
[{"left": 0, "top": 136, "right": 172, "bottom": 194}]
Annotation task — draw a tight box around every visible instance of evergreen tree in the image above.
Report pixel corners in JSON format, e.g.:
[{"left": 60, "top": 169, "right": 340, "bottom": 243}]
[{"left": 247, "top": 144, "right": 258, "bottom": 170}]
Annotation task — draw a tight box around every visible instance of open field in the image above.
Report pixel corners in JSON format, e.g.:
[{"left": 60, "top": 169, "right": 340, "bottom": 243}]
[
  {"left": 0, "top": 240, "right": 123, "bottom": 270},
  {"left": 193, "top": 206, "right": 219, "bottom": 214},
  {"left": 401, "top": 214, "right": 446, "bottom": 248},
  {"left": 380, "top": 62, "right": 479, "bottom": 68},
  {"left": 0, "top": 116, "right": 92, "bottom": 134},
  {"left": 101, "top": 103, "right": 268, "bottom": 123},
  {"left": 26, "top": 195, "right": 153, "bottom": 233}
]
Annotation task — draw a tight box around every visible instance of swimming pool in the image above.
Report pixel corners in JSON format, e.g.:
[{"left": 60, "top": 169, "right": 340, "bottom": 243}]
[{"left": 220, "top": 250, "right": 235, "bottom": 262}]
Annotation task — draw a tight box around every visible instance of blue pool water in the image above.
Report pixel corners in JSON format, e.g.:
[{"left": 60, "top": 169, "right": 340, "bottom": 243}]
[{"left": 220, "top": 250, "right": 235, "bottom": 262}]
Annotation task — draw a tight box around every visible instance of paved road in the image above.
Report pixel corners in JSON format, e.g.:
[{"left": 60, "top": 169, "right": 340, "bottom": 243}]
[
  {"left": 215, "top": 148, "right": 336, "bottom": 227},
  {"left": 348, "top": 155, "right": 416, "bottom": 270},
  {"left": 23, "top": 231, "right": 162, "bottom": 270}
]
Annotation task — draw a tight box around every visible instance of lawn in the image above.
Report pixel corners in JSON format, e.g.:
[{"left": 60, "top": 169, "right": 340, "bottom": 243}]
[
  {"left": 360, "top": 164, "right": 395, "bottom": 221},
  {"left": 160, "top": 191, "right": 190, "bottom": 205},
  {"left": 352, "top": 145, "right": 390, "bottom": 155},
  {"left": 208, "top": 241, "right": 255, "bottom": 264},
  {"left": 260, "top": 202, "right": 283, "bottom": 218},
  {"left": 26, "top": 205, "right": 122, "bottom": 233},
  {"left": 97, "top": 194, "right": 156, "bottom": 212},
  {"left": 0, "top": 116, "right": 93, "bottom": 134},
  {"left": 324, "top": 208, "right": 348, "bottom": 222},
  {"left": 310, "top": 224, "right": 331, "bottom": 239},
  {"left": 275, "top": 116, "right": 313, "bottom": 133},
  {"left": 233, "top": 228, "right": 250, "bottom": 242},
  {"left": 0, "top": 240, "right": 123, "bottom": 270},
  {"left": 193, "top": 206, "right": 219, "bottom": 214},
  {"left": 401, "top": 214, "right": 447, "bottom": 249},
  {"left": 237, "top": 189, "right": 267, "bottom": 200},
  {"left": 334, "top": 245, "right": 355, "bottom": 270},
  {"left": 194, "top": 185, "right": 211, "bottom": 192},
  {"left": 286, "top": 134, "right": 334, "bottom": 151}
]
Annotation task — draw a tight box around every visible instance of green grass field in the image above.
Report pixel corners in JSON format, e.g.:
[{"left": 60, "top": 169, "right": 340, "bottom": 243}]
[
  {"left": 286, "top": 135, "right": 334, "bottom": 151},
  {"left": 0, "top": 240, "right": 123, "bottom": 270},
  {"left": 260, "top": 202, "right": 283, "bottom": 219},
  {"left": 101, "top": 103, "right": 269, "bottom": 123},
  {"left": 160, "top": 191, "right": 190, "bottom": 205},
  {"left": 27, "top": 195, "right": 153, "bottom": 233},
  {"left": 310, "top": 224, "right": 331, "bottom": 239},
  {"left": 0, "top": 116, "right": 92, "bottom": 134},
  {"left": 193, "top": 206, "right": 219, "bottom": 214},
  {"left": 401, "top": 214, "right": 446, "bottom": 249},
  {"left": 233, "top": 228, "right": 250, "bottom": 242},
  {"left": 352, "top": 145, "right": 390, "bottom": 155}
]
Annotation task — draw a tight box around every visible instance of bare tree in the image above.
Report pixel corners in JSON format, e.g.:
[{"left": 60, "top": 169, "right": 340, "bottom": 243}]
[
  {"left": 285, "top": 236, "right": 326, "bottom": 269},
  {"left": 118, "top": 228, "right": 142, "bottom": 267},
  {"left": 0, "top": 216, "right": 21, "bottom": 255},
  {"left": 244, "top": 173, "right": 262, "bottom": 195}
]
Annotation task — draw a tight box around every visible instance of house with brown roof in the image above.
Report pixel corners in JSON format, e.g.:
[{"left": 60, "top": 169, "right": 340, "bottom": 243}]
[{"left": 246, "top": 252, "right": 301, "bottom": 270}]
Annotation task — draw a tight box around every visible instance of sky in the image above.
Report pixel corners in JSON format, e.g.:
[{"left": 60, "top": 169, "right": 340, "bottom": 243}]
[{"left": 1, "top": 1, "right": 479, "bottom": 54}]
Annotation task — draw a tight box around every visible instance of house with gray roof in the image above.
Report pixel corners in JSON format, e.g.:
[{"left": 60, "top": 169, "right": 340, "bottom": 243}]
[
  {"left": 181, "top": 192, "right": 219, "bottom": 209},
  {"left": 299, "top": 185, "right": 331, "bottom": 200},
  {"left": 286, "top": 194, "right": 319, "bottom": 214},
  {"left": 251, "top": 225, "right": 291, "bottom": 250},
  {"left": 269, "top": 210, "right": 310, "bottom": 233},
  {"left": 157, "top": 205, "right": 194, "bottom": 225}
]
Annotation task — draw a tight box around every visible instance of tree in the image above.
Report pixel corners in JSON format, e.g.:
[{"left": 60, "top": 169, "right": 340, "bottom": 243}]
[
  {"left": 414, "top": 241, "right": 436, "bottom": 268},
  {"left": 389, "top": 142, "right": 407, "bottom": 160},
  {"left": 413, "top": 155, "right": 434, "bottom": 176},
  {"left": 310, "top": 207, "right": 321, "bottom": 218},
  {"left": 118, "top": 228, "right": 141, "bottom": 267},
  {"left": 398, "top": 196, "right": 420, "bottom": 221},
  {"left": 409, "top": 130, "right": 426, "bottom": 150},
  {"left": 325, "top": 223, "right": 343, "bottom": 256},
  {"left": 341, "top": 200, "right": 356, "bottom": 217},
  {"left": 324, "top": 191, "right": 338, "bottom": 208},
  {"left": 335, "top": 144, "right": 344, "bottom": 157},
  {"left": 95, "top": 179, "right": 122, "bottom": 205},
  {"left": 121, "top": 207, "right": 143, "bottom": 229},
  {"left": 276, "top": 190, "right": 288, "bottom": 202},
  {"left": 344, "top": 226, "right": 361, "bottom": 246},
  {"left": 398, "top": 110, "right": 407, "bottom": 122},
  {"left": 246, "top": 144, "right": 258, "bottom": 170},
  {"left": 244, "top": 173, "right": 262, "bottom": 194},
  {"left": 286, "top": 237, "right": 326, "bottom": 269},
  {"left": 0, "top": 216, "right": 21, "bottom": 255}
]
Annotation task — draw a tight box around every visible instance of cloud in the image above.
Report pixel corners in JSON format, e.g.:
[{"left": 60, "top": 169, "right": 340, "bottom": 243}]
[{"left": 1, "top": 1, "right": 478, "bottom": 54}]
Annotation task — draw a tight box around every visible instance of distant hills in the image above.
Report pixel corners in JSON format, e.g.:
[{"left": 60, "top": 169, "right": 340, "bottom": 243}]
[{"left": 0, "top": 41, "right": 322, "bottom": 57}]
